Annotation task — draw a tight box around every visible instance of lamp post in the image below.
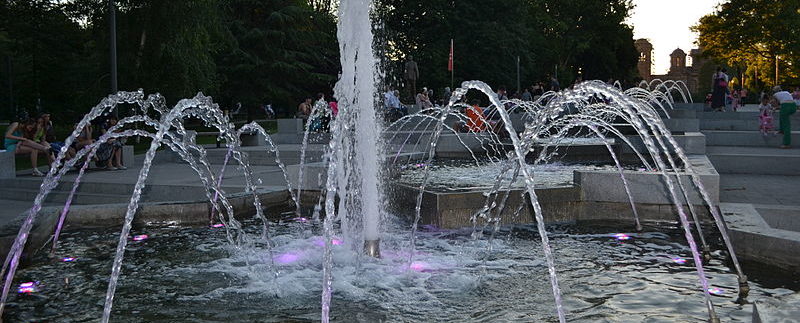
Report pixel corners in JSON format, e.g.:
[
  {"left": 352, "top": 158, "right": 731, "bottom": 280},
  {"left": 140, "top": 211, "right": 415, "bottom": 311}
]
[{"left": 109, "top": 0, "right": 118, "bottom": 117}]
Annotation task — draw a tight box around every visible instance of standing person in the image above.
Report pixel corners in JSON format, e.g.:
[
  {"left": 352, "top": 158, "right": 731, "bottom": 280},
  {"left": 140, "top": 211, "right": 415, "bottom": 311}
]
[
  {"left": 550, "top": 76, "right": 561, "bottom": 92},
  {"left": 4, "top": 118, "right": 53, "bottom": 176},
  {"left": 711, "top": 67, "right": 729, "bottom": 111},
  {"left": 442, "top": 87, "right": 452, "bottom": 104},
  {"left": 772, "top": 86, "right": 797, "bottom": 148},
  {"left": 521, "top": 88, "right": 532, "bottom": 101}
]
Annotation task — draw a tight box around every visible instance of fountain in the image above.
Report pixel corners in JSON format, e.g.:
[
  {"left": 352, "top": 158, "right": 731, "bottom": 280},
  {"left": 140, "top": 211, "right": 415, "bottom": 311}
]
[{"left": 1, "top": 0, "right": 797, "bottom": 322}]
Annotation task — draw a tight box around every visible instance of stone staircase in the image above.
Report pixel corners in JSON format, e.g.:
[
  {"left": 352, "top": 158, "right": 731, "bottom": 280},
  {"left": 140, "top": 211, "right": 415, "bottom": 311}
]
[{"left": 695, "top": 110, "right": 800, "bottom": 175}]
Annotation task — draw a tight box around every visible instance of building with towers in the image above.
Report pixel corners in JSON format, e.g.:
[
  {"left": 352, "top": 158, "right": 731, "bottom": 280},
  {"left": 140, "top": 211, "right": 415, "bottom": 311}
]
[{"left": 634, "top": 39, "right": 710, "bottom": 95}]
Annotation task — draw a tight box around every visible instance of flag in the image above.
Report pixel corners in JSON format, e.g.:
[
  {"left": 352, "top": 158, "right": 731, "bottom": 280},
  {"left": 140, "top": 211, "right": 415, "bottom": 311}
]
[{"left": 448, "top": 39, "right": 454, "bottom": 72}]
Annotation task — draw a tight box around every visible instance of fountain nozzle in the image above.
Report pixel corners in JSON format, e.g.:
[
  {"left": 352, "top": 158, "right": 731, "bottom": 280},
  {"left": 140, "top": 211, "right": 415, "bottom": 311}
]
[
  {"left": 702, "top": 245, "right": 712, "bottom": 263},
  {"left": 738, "top": 275, "right": 750, "bottom": 301},
  {"left": 364, "top": 239, "right": 380, "bottom": 258}
]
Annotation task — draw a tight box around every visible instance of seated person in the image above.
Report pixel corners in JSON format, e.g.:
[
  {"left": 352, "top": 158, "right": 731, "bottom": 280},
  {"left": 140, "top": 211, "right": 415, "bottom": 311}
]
[
  {"left": 96, "top": 116, "right": 126, "bottom": 170},
  {"left": 4, "top": 117, "right": 54, "bottom": 176},
  {"left": 465, "top": 99, "right": 487, "bottom": 132},
  {"left": 40, "top": 112, "right": 76, "bottom": 161}
]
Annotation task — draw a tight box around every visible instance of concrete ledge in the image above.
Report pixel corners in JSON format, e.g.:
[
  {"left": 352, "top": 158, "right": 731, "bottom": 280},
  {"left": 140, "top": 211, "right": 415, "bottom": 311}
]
[
  {"left": 576, "top": 155, "right": 718, "bottom": 205},
  {"left": 721, "top": 203, "right": 800, "bottom": 273},
  {"left": 704, "top": 130, "right": 800, "bottom": 147},
  {"left": 662, "top": 118, "right": 700, "bottom": 133},
  {"left": 753, "top": 294, "right": 800, "bottom": 323},
  {"left": 672, "top": 103, "right": 706, "bottom": 111},
  {"left": 0, "top": 189, "right": 291, "bottom": 263},
  {"left": 122, "top": 145, "right": 134, "bottom": 168},
  {"left": 622, "top": 132, "right": 706, "bottom": 155},
  {"left": 0, "top": 151, "right": 15, "bottom": 178},
  {"left": 435, "top": 133, "right": 511, "bottom": 158}
]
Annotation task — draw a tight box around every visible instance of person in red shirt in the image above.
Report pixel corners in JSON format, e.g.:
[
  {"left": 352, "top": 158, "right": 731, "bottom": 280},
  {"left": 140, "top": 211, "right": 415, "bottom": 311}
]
[{"left": 466, "top": 99, "right": 487, "bottom": 132}]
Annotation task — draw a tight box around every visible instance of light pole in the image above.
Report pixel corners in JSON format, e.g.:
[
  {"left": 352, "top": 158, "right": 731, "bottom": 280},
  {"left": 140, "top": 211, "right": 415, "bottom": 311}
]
[{"left": 109, "top": 0, "right": 118, "bottom": 116}]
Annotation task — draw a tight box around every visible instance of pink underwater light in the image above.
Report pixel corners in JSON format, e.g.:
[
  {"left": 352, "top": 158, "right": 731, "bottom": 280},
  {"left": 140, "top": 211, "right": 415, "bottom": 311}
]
[
  {"left": 61, "top": 257, "right": 76, "bottom": 262},
  {"left": 211, "top": 223, "right": 225, "bottom": 228},
  {"left": 18, "top": 282, "right": 37, "bottom": 294},
  {"left": 132, "top": 234, "right": 149, "bottom": 241},
  {"left": 672, "top": 257, "right": 687, "bottom": 264},
  {"left": 613, "top": 233, "right": 630, "bottom": 241}
]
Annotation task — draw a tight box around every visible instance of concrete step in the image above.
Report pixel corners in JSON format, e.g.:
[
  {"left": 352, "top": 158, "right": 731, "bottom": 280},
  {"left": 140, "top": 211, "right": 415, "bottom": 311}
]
[
  {"left": 0, "top": 187, "right": 132, "bottom": 205},
  {"left": 701, "top": 119, "right": 760, "bottom": 131},
  {"left": 707, "top": 146, "right": 800, "bottom": 175},
  {"left": 703, "top": 130, "right": 800, "bottom": 146},
  {"left": 698, "top": 111, "right": 800, "bottom": 121}
]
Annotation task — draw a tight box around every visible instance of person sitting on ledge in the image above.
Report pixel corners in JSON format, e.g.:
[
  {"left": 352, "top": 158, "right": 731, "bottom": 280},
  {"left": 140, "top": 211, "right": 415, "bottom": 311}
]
[
  {"left": 4, "top": 117, "right": 55, "bottom": 176},
  {"left": 97, "top": 116, "right": 126, "bottom": 170}
]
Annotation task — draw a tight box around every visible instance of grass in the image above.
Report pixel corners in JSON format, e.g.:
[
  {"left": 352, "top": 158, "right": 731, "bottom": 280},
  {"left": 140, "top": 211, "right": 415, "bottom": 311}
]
[{"left": 10, "top": 119, "right": 279, "bottom": 171}]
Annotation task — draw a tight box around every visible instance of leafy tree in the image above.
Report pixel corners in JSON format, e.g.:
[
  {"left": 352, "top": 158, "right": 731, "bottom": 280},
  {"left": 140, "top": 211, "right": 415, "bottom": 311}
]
[
  {"left": 216, "top": 0, "right": 339, "bottom": 116},
  {"left": 376, "top": 0, "right": 638, "bottom": 100},
  {"left": 693, "top": 0, "right": 800, "bottom": 88}
]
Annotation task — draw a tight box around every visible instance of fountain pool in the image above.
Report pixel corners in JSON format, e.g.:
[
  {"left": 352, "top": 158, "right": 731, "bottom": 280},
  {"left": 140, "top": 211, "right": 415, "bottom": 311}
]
[{"left": 5, "top": 218, "right": 798, "bottom": 322}]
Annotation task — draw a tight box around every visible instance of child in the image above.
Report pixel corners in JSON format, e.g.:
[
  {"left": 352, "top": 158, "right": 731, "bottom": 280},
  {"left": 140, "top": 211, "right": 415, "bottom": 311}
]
[{"left": 758, "top": 95, "right": 776, "bottom": 136}]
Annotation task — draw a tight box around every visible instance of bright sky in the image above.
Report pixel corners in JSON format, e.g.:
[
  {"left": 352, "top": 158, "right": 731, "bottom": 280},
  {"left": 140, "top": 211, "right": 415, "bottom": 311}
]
[{"left": 628, "top": 0, "right": 724, "bottom": 74}]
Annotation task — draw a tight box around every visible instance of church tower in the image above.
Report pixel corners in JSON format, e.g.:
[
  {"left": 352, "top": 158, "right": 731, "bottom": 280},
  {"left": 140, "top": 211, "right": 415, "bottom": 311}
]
[
  {"left": 634, "top": 39, "right": 653, "bottom": 81},
  {"left": 669, "top": 48, "right": 687, "bottom": 74}
]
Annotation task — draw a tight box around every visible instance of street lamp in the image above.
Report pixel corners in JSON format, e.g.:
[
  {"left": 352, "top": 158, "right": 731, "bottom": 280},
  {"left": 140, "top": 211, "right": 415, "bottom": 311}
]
[{"left": 109, "top": 0, "right": 118, "bottom": 117}]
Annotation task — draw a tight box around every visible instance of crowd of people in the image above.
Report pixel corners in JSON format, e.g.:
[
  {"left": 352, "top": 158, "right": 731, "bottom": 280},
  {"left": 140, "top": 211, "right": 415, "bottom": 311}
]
[{"left": 3, "top": 113, "right": 127, "bottom": 176}]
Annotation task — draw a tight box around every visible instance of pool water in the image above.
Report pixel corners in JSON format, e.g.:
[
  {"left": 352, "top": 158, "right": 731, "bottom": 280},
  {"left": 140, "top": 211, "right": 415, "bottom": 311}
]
[{"left": 5, "top": 219, "right": 798, "bottom": 322}]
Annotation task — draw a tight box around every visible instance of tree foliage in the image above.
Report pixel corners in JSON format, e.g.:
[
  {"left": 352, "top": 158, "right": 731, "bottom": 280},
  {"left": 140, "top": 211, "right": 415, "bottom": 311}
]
[
  {"left": 0, "top": 0, "right": 638, "bottom": 121},
  {"left": 376, "top": 0, "right": 638, "bottom": 97},
  {"left": 693, "top": 0, "right": 800, "bottom": 89}
]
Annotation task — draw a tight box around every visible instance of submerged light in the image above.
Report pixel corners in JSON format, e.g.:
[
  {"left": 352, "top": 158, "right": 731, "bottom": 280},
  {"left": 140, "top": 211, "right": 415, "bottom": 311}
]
[
  {"left": 211, "top": 223, "right": 225, "bottom": 228},
  {"left": 17, "top": 282, "right": 37, "bottom": 294},
  {"left": 672, "top": 257, "right": 687, "bottom": 264},
  {"left": 132, "top": 234, "right": 149, "bottom": 241},
  {"left": 708, "top": 287, "right": 724, "bottom": 295},
  {"left": 613, "top": 233, "right": 630, "bottom": 241},
  {"left": 61, "top": 257, "right": 76, "bottom": 262},
  {"left": 275, "top": 252, "right": 301, "bottom": 264}
]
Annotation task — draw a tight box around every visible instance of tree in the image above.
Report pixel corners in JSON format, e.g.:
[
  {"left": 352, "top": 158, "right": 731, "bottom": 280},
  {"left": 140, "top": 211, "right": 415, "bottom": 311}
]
[
  {"left": 376, "top": 0, "right": 638, "bottom": 100},
  {"left": 216, "top": 0, "right": 339, "bottom": 115},
  {"left": 693, "top": 0, "right": 800, "bottom": 88}
]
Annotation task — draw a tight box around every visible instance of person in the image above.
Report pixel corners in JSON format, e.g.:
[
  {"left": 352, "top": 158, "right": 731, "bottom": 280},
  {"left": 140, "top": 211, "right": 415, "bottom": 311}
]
[
  {"left": 296, "top": 97, "right": 312, "bottom": 120},
  {"left": 550, "top": 76, "right": 561, "bottom": 92},
  {"left": 772, "top": 86, "right": 797, "bottom": 148},
  {"left": 310, "top": 93, "right": 330, "bottom": 132},
  {"left": 496, "top": 87, "right": 508, "bottom": 101},
  {"left": 442, "top": 87, "right": 452, "bottom": 104},
  {"left": 711, "top": 67, "right": 729, "bottom": 111},
  {"left": 385, "top": 88, "right": 400, "bottom": 110},
  {"left": 740, "top": 88, "right": 748, "bottom": 107},
  {"left": 758, "top": 95, "right": 776, "bottom": 136},
  {"left": 521, "top": 88, "right": 532, "bottom": 101},
  {"left": 465, "top": 99, "right": 487, "bottom": 132},
  {"left": 328, "top": 98, "right": 338, "bottom": 118},
  {"left": 416, "top": 87, "right": 433, "bottom": 110},
  {"left": 39, "top": 112, "right": 76, "bottom": 161},
  {"left": 532, "top": 83, "right": 544, "bottom": 99},
  {"left": 4, "top": 118, "right": 53, "bottom": 176},
  {"left": 97, "top": 116, "right": 126, "bottom": 170}
]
